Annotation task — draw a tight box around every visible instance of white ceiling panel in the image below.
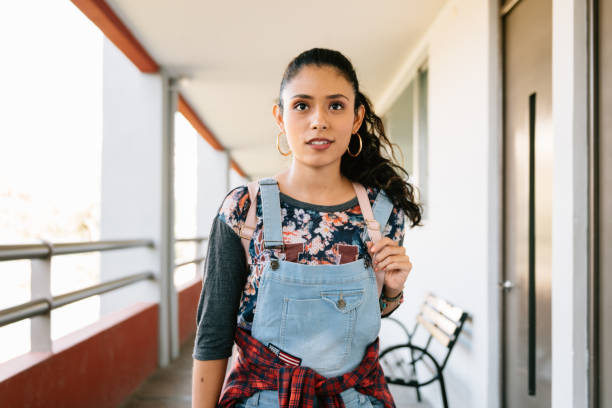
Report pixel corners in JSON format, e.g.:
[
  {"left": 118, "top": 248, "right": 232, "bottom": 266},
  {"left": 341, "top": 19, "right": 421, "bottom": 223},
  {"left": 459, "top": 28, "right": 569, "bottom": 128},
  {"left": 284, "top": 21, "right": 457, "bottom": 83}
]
[{"left": 105, "top": 0, "right": 447, "bottom": 178}]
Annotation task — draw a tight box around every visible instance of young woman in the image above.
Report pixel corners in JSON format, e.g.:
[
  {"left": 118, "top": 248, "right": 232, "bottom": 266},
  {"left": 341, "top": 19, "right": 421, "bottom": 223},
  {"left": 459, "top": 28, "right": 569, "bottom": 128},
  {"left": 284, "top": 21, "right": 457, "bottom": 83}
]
[{"left": 192, "top": 48, "right": 423, "bottom": 408}]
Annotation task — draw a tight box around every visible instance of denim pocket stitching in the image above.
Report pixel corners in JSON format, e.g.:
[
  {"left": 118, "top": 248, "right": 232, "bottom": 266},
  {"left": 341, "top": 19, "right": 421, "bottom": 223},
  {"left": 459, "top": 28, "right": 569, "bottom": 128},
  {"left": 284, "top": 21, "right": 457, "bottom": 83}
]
[
  {"left": 320, "top": 288, "right": 365, "bottom": 313},
  {"left": 279, "top": 296, "right": 289, "bottom": 349}
]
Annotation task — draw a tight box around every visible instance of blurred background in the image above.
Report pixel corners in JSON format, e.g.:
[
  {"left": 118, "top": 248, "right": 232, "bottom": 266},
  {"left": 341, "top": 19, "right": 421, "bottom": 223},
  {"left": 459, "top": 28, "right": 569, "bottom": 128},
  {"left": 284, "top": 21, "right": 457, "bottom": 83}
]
[{"left": 0, "top": 0, "right": 608, "bottom": 407}]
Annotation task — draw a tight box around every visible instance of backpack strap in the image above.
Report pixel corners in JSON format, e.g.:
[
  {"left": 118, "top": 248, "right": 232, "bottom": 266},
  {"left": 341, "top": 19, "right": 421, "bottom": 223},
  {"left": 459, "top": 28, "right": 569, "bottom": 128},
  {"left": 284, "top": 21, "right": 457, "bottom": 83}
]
[
  {"left": 352, "top": 183, "right": 395, "bottom": 297},
  {"left": 239, "top": 180, "right": 260, "bottom": 265},
  {"left": 353, "top": 182, "right": 380, "bottom": 240}
]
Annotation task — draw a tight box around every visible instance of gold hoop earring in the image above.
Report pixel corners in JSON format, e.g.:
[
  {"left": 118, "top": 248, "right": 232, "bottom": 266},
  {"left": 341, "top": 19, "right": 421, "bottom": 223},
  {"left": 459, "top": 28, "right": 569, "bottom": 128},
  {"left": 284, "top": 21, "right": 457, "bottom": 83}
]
[
  {"left": 276, "top": 131, "right": 292, "bottom": 156},
  {"left": 347, "top": 132, "right": 362, "bottom": 157}
]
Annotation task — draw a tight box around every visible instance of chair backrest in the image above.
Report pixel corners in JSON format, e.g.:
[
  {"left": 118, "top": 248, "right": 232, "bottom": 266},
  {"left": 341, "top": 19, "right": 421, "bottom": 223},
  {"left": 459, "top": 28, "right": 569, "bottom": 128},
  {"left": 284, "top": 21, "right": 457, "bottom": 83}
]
[{"left": 415, "top": 293, "right": 468, "bottom": 368}]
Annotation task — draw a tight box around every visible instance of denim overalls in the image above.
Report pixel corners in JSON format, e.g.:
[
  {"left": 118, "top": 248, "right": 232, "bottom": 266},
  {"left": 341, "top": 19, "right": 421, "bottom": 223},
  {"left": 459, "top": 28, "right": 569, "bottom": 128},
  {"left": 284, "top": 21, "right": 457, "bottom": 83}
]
[{"left": 235, "top": 177, "right": 395, "bottom": 408}]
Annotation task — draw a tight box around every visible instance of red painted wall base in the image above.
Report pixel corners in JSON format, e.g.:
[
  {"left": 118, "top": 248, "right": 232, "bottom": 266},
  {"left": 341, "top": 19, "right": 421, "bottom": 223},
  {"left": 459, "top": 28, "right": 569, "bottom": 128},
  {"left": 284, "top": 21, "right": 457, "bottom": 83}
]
[
  {"left": 178, "top": 278, "right": 203, "bottom": 346},
  {"left": 0, "top": 302, "right": 158, "bottom": 408}
]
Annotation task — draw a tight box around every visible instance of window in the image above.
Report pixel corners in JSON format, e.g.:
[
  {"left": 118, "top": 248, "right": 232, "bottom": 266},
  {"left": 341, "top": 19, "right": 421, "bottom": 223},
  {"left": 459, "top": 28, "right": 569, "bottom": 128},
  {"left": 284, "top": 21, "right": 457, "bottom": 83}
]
[{"left": 383, "top": 64, "right": 428, "bottom": 215}]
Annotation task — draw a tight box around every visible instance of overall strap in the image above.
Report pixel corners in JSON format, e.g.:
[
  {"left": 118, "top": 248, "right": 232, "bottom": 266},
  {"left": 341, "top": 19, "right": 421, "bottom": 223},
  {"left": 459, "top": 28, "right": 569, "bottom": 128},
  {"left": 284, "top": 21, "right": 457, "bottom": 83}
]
[
  {"left": 371, "top": 189, "right": 395, "bottom": 240},
  {"left": 239, "top": 177, "right": 284, "bottom": 265},
  {"left": 258, "top": 177, "right": 284, "bottom": 249}
]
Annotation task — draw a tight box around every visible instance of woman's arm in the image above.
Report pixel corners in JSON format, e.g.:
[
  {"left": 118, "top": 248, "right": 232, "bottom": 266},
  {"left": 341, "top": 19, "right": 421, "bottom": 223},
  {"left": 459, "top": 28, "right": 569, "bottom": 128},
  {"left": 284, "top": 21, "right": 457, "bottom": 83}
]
[
  {"left": 192, "top": 187, "right": 251, "bottom": 407},
  {"left": 192, "top": 358, "right": 228, "bottom": 408},
  {"left": 380, "top": 284, "right": 403, "bottom": 317}
]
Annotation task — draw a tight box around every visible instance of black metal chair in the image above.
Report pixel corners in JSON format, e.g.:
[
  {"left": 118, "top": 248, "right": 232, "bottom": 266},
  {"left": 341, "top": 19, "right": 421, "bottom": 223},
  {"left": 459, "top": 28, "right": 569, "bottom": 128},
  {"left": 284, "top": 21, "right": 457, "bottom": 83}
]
[{"left": 379, "top": 293, "right": 469, "bottom": 408}]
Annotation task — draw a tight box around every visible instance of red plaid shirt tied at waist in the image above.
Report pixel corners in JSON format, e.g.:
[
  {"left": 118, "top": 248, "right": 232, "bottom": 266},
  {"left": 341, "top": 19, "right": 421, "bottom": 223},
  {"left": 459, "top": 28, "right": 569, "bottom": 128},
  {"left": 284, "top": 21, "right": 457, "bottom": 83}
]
[{"left": 217, "top": 327, "right": 395, "bottom": 408}]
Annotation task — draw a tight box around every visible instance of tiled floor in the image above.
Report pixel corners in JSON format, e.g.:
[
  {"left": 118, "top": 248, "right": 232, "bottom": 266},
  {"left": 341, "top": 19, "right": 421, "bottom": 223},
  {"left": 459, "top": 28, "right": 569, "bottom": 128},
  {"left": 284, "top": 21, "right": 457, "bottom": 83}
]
[
  {"left": 120, "top": 340, "right": 194, "bottom": 408},
  {"left": 121, "top": 339, "right": 432, "bottom": 408}
]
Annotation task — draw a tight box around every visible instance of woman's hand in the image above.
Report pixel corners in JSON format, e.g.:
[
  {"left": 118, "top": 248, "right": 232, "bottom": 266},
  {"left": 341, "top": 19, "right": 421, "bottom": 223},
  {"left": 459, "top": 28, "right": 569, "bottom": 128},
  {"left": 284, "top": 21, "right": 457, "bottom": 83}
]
[{"left": 366, "top": 237, "right": 412, "bottom": 297}]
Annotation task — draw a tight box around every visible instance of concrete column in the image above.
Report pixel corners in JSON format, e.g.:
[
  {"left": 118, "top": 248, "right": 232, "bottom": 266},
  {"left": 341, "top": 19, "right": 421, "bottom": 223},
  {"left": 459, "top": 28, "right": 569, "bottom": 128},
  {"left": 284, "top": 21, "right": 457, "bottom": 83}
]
[
  {"left": 30, "top": 256, "right": 51, "bottom": 352},
  {"left": 165, "top": 78, "right": 179, "bottom": 361},
  {"left": 100, "top": 38, "right": 177, "bottom": 367}
]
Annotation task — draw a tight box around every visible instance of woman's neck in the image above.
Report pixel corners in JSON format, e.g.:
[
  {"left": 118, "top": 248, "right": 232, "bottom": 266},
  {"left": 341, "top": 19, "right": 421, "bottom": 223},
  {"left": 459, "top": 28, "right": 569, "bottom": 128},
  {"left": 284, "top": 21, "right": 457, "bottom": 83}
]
[{"left": 275, "top": 162, "right": 356, "bottom": 206}]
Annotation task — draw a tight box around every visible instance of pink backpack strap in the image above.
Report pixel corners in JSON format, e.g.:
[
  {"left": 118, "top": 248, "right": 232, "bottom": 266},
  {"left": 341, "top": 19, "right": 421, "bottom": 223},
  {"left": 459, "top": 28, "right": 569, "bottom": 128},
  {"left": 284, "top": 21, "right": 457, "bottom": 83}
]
[
  {"left": 352, "top": 182, "right": 382, "bottom": 242},
  {"left": 352, "top": 182, "right": 386, "bottom": 297},
  {"left": 239, "top": 180, "right": 260, "bottom": 265}
]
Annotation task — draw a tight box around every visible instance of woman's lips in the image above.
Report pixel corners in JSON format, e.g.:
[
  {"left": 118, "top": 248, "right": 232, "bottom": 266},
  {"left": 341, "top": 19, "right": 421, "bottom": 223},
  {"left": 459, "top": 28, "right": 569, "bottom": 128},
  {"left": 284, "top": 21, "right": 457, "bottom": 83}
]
[{"left": 306, "top": 139, "right": 333, "bottom": 150}]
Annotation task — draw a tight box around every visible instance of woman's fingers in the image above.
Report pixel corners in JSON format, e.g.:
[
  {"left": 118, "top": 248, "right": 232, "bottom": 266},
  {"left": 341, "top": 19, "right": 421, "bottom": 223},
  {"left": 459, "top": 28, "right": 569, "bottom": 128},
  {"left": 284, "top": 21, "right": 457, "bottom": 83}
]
[
  {"left": 367, "top": 237, "right": 396, "bottom": 254},
  {"left": 373, "top": 245, "right": 405, "bottom": 264},
  {"left": 366, "top": 238, "right": 412, "bottom": 293},
  {"left": 375, "top": 255, "right": 411, "bottom": 272}
]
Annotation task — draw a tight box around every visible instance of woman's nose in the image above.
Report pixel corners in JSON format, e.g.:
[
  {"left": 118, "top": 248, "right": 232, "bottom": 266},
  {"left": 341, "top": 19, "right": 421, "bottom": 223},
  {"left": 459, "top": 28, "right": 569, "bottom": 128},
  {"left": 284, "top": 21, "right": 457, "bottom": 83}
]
[{"left": 311, "top": 107, "right": 329, "bottom": 130}]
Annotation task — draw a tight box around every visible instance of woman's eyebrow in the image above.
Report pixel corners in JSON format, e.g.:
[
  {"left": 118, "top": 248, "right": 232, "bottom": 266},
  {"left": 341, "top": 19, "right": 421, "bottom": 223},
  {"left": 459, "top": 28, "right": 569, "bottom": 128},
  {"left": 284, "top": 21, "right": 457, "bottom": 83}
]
[{"left": 291, "top": 93, "right": 349, "bottom": 100}]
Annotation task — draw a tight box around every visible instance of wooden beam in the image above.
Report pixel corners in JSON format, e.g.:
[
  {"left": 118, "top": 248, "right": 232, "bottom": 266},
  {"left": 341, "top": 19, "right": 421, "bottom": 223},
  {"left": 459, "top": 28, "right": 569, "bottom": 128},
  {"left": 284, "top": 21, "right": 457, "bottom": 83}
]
[
  {"left": 177, "top": 95, "right": 224, "bottom": 151},
  {"left": 72, "top": 1, "right": 249, "bottom": 175},
  {"left": 71, "top": 0, "right": 158, "bottom": 73},
  {"left": 230, "top": 160, "right": 248, "bottom": 178}
]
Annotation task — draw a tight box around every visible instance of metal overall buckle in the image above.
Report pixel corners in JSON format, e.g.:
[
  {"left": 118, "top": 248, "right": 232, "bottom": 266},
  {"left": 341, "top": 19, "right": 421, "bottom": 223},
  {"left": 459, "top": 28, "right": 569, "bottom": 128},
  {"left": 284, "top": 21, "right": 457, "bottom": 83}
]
[{"left": 265, "top": 243, "right": 285, "bottom": 270}]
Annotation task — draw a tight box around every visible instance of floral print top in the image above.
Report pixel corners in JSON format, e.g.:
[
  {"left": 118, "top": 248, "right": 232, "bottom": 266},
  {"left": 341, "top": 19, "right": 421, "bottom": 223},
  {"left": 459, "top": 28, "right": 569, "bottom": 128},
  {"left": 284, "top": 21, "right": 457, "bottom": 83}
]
[{"left": 217, "top": 184, "right": 406, "bottom": 331}]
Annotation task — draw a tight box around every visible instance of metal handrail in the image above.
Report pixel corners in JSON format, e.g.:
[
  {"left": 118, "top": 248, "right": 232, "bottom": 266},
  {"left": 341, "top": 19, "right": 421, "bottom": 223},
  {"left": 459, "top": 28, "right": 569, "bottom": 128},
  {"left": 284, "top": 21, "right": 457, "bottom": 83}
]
[
  {"left": 0, "top": 239, "right": 155, "bottom": 261},
  {"left": 0, "top": 271, "right": 155, "bottom": 327},
  {"left": 175, "top": 237, "right": 208, "bottom": 243},
  {"left": 175, "top": 256, "right": 206, "bottom": 269},
  {"left": 0, "top": 236, "right": 207, "bottom": 336},
  {"left": 0, "top": 299, "right": 49, "bottom": 328}
]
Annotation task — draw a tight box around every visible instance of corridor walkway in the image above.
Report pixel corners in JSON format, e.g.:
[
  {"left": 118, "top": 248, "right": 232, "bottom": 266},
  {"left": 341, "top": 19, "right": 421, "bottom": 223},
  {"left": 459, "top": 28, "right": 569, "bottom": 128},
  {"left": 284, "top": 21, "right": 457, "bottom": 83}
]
[{"left": 121, "top": 339, "right": 432, "bottom": 408}]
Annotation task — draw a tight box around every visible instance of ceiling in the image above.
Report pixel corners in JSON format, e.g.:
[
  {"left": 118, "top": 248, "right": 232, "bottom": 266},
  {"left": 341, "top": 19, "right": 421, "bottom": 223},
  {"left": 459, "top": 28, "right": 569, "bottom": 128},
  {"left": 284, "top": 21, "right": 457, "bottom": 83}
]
[{"left": 106, "top": 0, "right": 447, "bottom": 179}]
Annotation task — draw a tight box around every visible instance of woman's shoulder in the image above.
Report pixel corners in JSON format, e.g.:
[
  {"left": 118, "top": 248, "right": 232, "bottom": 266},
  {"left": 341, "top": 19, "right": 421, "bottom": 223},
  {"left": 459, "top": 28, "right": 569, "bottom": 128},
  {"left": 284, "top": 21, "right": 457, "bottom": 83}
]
[{"left": 217, "top": 184, "right": 252, "bottom": 233}]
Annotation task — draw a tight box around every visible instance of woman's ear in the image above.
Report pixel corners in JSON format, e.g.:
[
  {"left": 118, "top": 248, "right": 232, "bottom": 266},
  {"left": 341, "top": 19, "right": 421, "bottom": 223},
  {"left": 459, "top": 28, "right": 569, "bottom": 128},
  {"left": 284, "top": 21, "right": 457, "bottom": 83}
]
[
  {"left": 352, "top": 104, "right": 366, "bottom": 133},
  {"left": 272, "top": 104, "right": 284, "bottom": 132}
]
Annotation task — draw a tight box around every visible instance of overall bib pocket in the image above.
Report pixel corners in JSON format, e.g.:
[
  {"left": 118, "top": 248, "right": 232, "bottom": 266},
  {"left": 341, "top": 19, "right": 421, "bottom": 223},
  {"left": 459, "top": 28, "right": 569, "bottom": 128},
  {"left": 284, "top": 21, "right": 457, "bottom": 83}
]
[{"left": 280, "top": 288, "right": 365, "bottom": 371}]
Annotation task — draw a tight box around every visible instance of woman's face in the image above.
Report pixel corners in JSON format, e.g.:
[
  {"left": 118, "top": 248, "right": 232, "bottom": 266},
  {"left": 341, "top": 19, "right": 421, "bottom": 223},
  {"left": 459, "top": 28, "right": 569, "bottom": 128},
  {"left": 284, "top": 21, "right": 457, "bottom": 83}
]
[{"left": 273, "top": 64, "right": 365, "bottom": 169}]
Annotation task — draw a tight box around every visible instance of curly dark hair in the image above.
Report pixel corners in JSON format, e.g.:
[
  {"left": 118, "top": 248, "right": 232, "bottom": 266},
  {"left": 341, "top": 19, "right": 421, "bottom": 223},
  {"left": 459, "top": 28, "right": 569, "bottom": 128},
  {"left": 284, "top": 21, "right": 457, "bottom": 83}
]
[{"left": 277, "top": 48, "right": 423, "bottom": 228}]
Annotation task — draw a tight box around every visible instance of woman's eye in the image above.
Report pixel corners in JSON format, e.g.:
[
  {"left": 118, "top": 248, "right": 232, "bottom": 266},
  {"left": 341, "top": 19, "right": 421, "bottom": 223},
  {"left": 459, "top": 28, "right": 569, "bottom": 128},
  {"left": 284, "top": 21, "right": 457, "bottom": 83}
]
[
  {"left": 294, "top": 102, "right": 308, "bottom": 111},
  {"left": 330, "top": 102, "right": 344, "bottom": 110}
]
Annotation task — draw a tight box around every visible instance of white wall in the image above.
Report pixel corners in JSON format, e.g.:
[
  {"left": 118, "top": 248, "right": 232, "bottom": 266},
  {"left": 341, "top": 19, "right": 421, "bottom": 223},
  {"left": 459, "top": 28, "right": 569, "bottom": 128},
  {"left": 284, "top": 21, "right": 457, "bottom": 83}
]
[
  {"left": 100, "top": 38, "right": 164, "bottom": 313},
  {"left": 378, "top": 0, "right": 501, "bottom": 406},
  {"left": 100, "top": 37, "right": 177, "bottom": 365}
]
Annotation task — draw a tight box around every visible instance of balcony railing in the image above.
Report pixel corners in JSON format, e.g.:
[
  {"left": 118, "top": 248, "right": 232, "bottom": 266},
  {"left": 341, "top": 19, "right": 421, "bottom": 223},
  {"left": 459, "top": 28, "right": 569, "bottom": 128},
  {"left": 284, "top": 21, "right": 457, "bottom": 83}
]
[{"left": 0, "top": 236, "right": 207, "bottom": 364}]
